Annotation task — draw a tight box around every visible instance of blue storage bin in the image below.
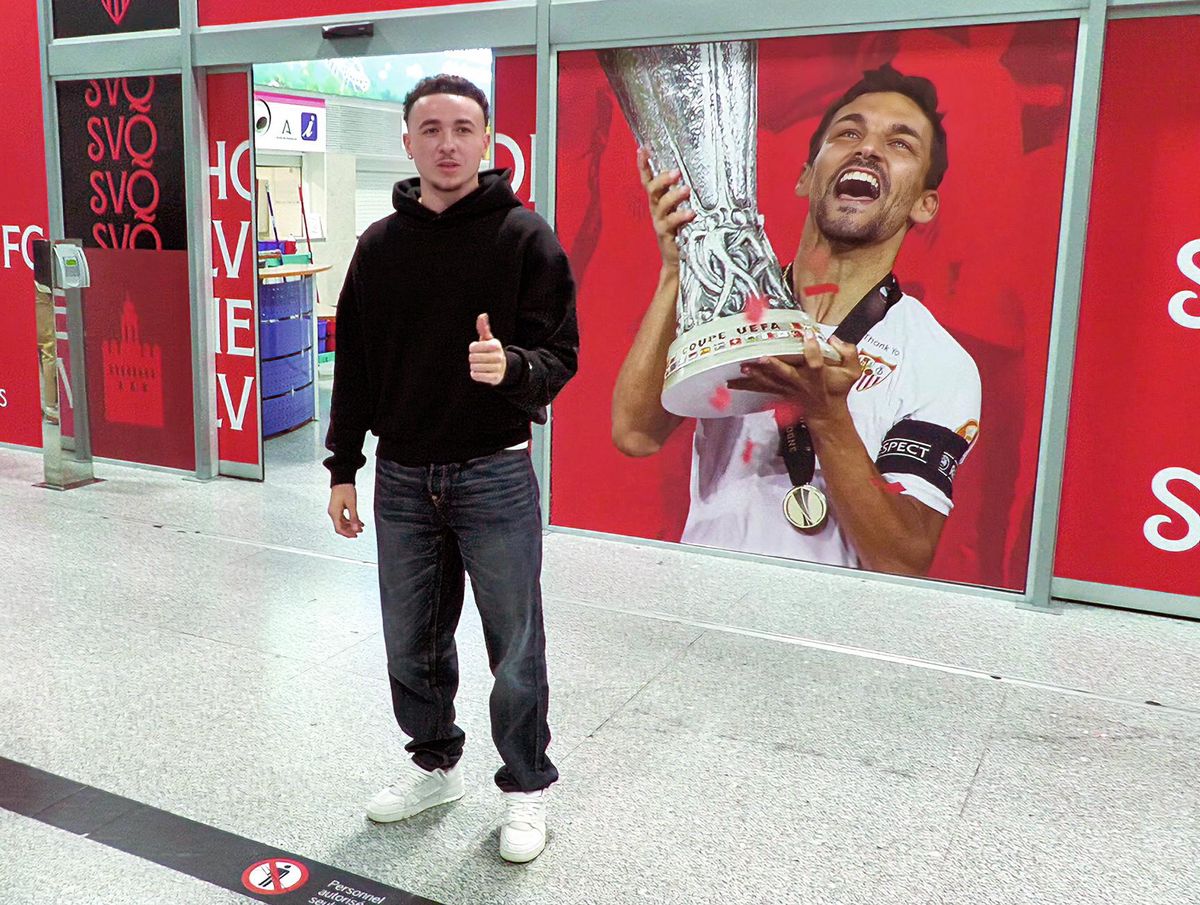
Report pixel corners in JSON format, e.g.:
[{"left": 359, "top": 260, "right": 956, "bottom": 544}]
[
  {"left": 263, "top": 381, "right": 315, "bottom": 438},
  {"left": 261, "top": 349, "right": 313, "bottom": 397},
  {"left": 260, "top": 315, "right": 312, "bottom": 360},
  {"left": 259, "top": 278, "right": 311, "bottom": 320}
]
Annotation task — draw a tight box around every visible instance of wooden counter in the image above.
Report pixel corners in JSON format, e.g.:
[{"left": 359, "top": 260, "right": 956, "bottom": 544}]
[{"left": 258, "top": 263, "right": 332, "bottom": 280}]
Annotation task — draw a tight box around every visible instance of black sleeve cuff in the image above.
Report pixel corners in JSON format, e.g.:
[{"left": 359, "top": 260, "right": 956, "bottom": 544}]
[
  {"left": 328, "top": 467, "right": 358, "bottom": 488},
  {"left": 498, "top": 348, "right": 531, "bottom": 391}
]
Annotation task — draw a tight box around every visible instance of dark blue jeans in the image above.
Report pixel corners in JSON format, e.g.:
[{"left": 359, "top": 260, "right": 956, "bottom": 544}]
[{"left": 373, "top": 449, "right": 558, "bottom": 793}]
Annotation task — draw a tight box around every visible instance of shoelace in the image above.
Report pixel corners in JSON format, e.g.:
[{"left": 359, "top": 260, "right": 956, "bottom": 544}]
[
  {"left": 391, "top": 765, "right": 440, "bottom": 796},
  {"left": 506, "top": 797, "right": 544, "bottom": 828}
]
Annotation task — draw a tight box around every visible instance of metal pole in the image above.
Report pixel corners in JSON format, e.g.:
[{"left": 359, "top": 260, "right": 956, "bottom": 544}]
[
  {"left": 532, "top": 0, "right": 554, "bottom": 527},
  {"left": 1023, "top": 0, "right": 1109, "bottom": 608},
  {"left": 36, "top": 0, "right": 64, "bottom": 243},
  {"left": 181, "top": 0, "right": 221, "bottom": 480}
]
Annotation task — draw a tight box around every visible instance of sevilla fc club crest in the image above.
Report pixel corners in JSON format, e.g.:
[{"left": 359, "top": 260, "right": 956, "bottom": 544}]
[
  {"left": 100, "top": 0, "right": 131, "bottom": 26},
  {"left": 854, "top": 352, "right": 897, "bottom": 392}
]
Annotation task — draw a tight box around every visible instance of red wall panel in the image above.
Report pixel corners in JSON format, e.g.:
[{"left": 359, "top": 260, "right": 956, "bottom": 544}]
[
  {"left": 494, "top": 55, "right": 537, "bottom": 209},
  {"left": 0, "top": 3, "right": 49, "bottom": 447},
  {"left": 1055, "top": 16, "right": 1200, "bottom": 595},
  {"left": 83, "top": 249, "right": 196, "bottom": 470}
]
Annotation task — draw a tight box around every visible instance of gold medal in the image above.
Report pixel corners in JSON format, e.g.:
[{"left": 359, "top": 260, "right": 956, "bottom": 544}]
[{"left": 783, "top": 484, "right": 828, "bottom": 530}]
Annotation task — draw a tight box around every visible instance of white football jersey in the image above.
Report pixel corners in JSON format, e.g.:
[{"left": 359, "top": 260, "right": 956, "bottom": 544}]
[{"left": 681, "top": 294, "right": 981, "bottom": 568}]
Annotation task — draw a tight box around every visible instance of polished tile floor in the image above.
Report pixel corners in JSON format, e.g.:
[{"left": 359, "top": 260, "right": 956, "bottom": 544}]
[{"left": 2, "top": 386, "right": 1198, "bottom": 904}]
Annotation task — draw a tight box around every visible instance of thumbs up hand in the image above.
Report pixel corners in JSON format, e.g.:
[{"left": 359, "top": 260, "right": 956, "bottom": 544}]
[{"left": 469, "top": 313, "right": 508, "bottom": 385}]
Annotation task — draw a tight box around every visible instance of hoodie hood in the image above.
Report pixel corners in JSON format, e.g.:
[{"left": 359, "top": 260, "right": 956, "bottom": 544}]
[{"left": 392, "top": 168, "right": 521, "bottom": 226}]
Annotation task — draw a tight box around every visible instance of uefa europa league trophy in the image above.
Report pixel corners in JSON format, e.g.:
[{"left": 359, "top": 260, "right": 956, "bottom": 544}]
[{"left": 599, "top": 41, "right": 837, "bottom": 418}]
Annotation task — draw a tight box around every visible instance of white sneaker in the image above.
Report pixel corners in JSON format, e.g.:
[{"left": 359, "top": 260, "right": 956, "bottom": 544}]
[
  {"left": 499, "top": 790, "right": 548, "bottom": 863},
  {"left": 366, "top": 761, "right": 464, "bottom": 823}
]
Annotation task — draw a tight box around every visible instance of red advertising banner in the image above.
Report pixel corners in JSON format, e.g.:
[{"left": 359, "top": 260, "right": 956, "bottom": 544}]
[
  {"left": 58, "top": 77, "right": 189, "bottom": 251},
  {"left": 494, "top": 55, "right": 537, "bottom": 209},
  {"left": 1055, "top": 16, "right": 1200, "bottom": 596},
  {"left": 199, "top": 0, "right": 503, "bottom": 28},
  {"left": 552, "top": 22, "right": 1077, "bottom": 591},
  {"left": 0, "top": 2, "right": 49, "bottom": 448},
  {"left": 83, "top": 250, "right": 196, "bottom": 470},
  {"left": 57, "top": 75, "right": 196, "bottom": 471},
  {"left": 207, "top": 72, "right": 262, "bottom": 475}
]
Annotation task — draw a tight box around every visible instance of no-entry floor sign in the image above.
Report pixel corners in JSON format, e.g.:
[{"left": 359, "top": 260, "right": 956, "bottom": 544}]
[{"left": 242, "top": 857, "right": 310, "bottom": 895}]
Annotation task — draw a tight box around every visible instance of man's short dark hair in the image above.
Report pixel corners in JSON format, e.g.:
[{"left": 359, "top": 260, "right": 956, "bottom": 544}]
[
  {"left": 403, "top": 74, "right": 490, "bottom": 126},
  {"left": 806, "top": 64, "right": 948, "bottom": 190}
]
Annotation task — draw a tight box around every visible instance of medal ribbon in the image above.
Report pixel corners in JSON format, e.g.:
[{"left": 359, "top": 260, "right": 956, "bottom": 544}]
[{"left": 777, "top": 272, "right": 903, "bottom": 489}]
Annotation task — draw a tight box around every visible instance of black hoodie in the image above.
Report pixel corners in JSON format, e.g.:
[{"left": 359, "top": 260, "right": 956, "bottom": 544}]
[{"left": 323, "top": 169, "right": 578, "bottom": 485}]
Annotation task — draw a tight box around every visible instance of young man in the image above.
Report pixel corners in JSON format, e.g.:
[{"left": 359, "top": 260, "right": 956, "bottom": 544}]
[
  {"left": 324, "top": 74, "right": 578, "bottom": 863},
  {"left": 612, "top": 65, "right": 981, "bottom": 576}
]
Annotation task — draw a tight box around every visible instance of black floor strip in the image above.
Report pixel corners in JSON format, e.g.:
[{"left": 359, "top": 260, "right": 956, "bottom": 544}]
[{"left": 0, "top": 757, "right": 443, "bottom": 904}]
